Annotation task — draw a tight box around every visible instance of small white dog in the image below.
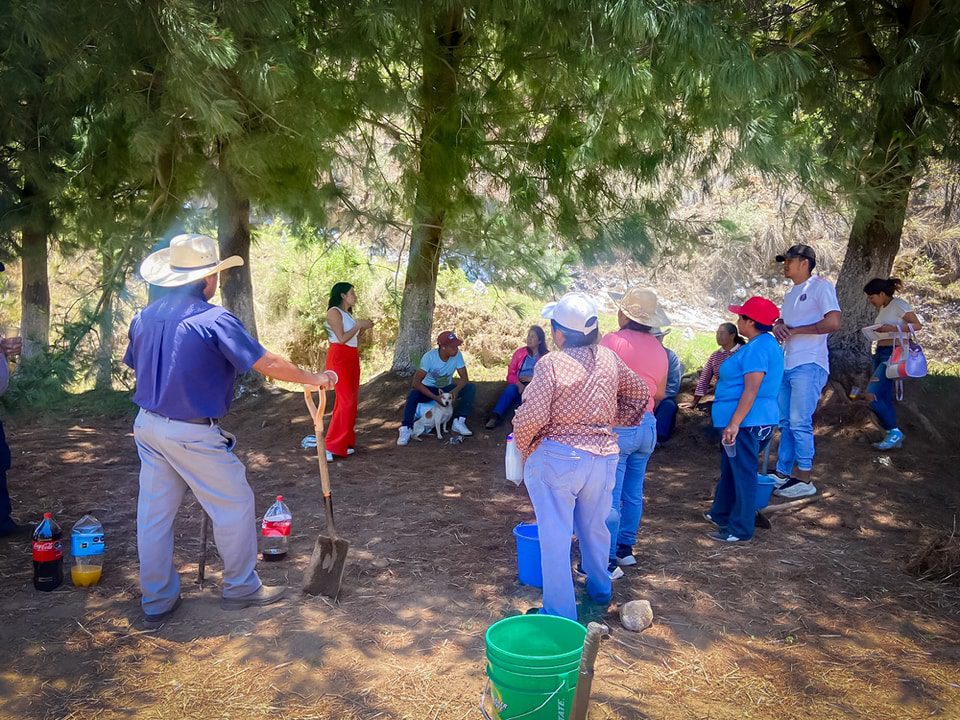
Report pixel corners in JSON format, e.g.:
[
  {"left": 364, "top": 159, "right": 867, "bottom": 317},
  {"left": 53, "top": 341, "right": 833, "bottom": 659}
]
[{"left": 412, "top": 392, "right": 454, "bottom": 440}]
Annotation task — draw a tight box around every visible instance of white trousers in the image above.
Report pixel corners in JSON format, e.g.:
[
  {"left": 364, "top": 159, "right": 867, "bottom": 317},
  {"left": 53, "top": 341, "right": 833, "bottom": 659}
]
[
  {"left": 524, "top": 439, "right": 617, "bottom": 621},
  {"left": 133, "top": 409, "right": 261, "bottom": 614}
]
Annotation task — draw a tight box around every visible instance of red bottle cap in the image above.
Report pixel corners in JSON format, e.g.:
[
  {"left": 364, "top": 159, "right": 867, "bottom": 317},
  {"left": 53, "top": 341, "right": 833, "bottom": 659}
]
[
  {"left": 43, "top": 512, "right": 52, "bottom": 519},
  {"left": 276, "top": 495, "right": 283, "bottom": 501}
]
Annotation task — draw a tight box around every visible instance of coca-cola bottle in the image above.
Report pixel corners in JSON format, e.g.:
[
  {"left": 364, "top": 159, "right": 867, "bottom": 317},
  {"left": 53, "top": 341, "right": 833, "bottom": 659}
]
[
  {"left": 33, "top": 512, "right": 64, "bottom": 591},
  {"left": 261, "top": 496, "right": 291, "bottom": 561}
]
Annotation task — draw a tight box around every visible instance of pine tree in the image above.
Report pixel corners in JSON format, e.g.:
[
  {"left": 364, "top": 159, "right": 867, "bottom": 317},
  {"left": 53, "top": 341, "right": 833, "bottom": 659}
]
[
  {"left": 316, "top": 0, "right": 808, "bottom": 372},
  {"left": 79, "top": 0, "right": 343, "bottom": 339},
  {"left": 0, "top": 1, "right": 90, "bottom": 356},
  {"left": 725, "top": 1, "right": 960, "bottom": 378}
]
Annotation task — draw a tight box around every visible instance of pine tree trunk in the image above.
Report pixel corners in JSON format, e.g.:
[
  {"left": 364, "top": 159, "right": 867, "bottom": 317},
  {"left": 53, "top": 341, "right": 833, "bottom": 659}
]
[
  {"left": 831, "top": 113, "right": 918, "bottom": 382},
  {"left": 390, "top": 6, "right": 465, "bottom": 375},
  {"left": 393, "top": 213, "right": 444, "bottom": 373},
  {"left": 19, "top": 183, "right": 50, "bottom": 358},
  {"left": 216, "top": 175, "right": 259, "bottom": 340},
  {"left": 95, "top": 252, "right": 116, "bottom": 390}
]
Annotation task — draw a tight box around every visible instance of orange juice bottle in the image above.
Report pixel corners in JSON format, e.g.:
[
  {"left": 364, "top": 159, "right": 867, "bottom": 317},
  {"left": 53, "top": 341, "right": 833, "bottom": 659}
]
[{"left": 71, "top": 514, "right": 104, "bottom": 587}]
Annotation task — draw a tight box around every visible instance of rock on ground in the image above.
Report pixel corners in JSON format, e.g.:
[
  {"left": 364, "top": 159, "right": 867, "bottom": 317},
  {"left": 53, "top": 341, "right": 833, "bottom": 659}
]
[{"left": 620, "top": 600, "right": 654, "bottom": 632}]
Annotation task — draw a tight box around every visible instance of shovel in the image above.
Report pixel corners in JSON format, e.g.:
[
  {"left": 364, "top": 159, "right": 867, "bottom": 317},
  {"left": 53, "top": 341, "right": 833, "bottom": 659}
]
[
  {"left": 302, "top": 387, "right": 349, "bottom": 598},
  {"left": 570, "top": 621, "right": 609, "bottom": 720}
]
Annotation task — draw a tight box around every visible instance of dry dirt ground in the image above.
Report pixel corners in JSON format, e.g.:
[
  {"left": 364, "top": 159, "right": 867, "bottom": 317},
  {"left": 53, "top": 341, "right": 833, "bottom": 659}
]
[{"left": 0, "top": 375, "right": 958, "bottom": 720}]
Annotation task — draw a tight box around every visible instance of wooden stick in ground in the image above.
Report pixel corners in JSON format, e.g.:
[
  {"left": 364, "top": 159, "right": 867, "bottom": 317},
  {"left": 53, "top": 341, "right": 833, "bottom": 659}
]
[
  {"left": 197, "top": 510, "right": 210, "bottom": 588},
  {"left": 764, "top": 491, "right": 835, "bottom": 515}
]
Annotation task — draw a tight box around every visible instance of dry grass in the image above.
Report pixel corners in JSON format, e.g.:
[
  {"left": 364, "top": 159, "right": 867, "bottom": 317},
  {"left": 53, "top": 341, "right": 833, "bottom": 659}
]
[{"left": 907, "top": 520, "right": 960, "bottom": 586}]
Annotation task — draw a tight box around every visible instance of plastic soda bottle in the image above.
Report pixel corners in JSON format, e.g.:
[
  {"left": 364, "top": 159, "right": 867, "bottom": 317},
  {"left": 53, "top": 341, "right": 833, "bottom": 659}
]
[
  {"left": 70, "top": 514, "right": 105, "bottom": 587},
  {"left": 261, "top": 496, "right": 292, "bottom": 561},
  {"left": 32, "top": 512, "right": 64, "bottom": 591}
]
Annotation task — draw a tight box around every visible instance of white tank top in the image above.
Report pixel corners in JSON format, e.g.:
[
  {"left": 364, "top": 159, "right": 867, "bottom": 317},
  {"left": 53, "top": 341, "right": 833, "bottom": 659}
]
[{"left": 327, "top": 307, "right": 358, "bottom": 347}]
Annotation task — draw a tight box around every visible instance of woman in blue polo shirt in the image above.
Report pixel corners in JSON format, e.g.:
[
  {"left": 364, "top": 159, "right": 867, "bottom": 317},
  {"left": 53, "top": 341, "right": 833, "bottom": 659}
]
[{"left": 705, "top": 296, "right": 784, "bottom": 543}]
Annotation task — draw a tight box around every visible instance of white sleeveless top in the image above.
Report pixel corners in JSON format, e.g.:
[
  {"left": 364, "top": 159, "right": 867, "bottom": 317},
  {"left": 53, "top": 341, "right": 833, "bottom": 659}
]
[{"left": 326, "top": 307, "right": 358, "bottom": 348}]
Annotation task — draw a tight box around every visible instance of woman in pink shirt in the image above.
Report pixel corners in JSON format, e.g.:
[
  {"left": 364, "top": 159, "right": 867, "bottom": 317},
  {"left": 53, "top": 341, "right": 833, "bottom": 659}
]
[
  {"left": 599, "top": 287, "right": 669, "bottom": 569},
  {"left": 485, "top": 326, "right": 548, "bottom": 429}
]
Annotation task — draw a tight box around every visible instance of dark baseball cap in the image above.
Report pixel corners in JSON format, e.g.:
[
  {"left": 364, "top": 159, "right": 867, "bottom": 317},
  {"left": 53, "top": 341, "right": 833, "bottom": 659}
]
[
  {"left": 776, "top": 244, "right": 816, "bottom": 263},
  {"left": 436, "top": 330, "right": 462, "bottom": 348}
]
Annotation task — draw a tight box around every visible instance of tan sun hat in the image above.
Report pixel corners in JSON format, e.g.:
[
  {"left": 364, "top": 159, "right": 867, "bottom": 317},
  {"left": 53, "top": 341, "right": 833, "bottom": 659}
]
[
  {"left": 139, "top": 233, "right": 243, "bottom": 288},
  {"left": 619, "top": 287, "right": 671, "bottom": 328}
]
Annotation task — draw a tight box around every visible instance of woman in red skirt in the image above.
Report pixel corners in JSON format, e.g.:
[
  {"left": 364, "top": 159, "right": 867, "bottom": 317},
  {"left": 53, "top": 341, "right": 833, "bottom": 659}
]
[{"left": 324, "top": 282, "right": 373, "bottom": 461}]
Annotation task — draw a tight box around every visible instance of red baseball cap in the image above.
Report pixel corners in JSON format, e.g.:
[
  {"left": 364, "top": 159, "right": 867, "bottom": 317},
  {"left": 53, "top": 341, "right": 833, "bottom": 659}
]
[
  {"left": 727, "top": 297, "right": 780, "bottom": 326},
  {"left": 436, "top": 330, "right": 462, "bottom": 348}
]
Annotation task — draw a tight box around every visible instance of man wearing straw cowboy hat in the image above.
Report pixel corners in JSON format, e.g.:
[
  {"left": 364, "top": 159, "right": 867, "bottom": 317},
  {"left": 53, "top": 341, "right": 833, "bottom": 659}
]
[{"left": 125, "top": 233, "right": 337, "bottom": 629}]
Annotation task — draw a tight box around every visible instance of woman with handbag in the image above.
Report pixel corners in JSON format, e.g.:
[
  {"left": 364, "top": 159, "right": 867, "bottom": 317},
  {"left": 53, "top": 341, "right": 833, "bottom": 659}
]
[{"left": 863, "top": 278, "right": 923, "bottom": 450}]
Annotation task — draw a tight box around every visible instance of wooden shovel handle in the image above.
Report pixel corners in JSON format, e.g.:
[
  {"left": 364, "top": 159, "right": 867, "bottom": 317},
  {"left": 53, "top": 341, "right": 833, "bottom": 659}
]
[{"left": 304, "top": 388, "right": 333, "bottom": 500}]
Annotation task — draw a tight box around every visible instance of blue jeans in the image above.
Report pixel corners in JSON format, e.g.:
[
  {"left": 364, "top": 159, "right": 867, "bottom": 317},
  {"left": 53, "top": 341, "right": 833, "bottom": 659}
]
[
  {"left": 709, "top": 426, "right": 772, "bottom": 540},
  {"left": 402, "top": 383, "right": 476, "bottom": 427},
  {"left": 492, "top": 383, "right": 522, "bottom": 418},
  {"left": 867, "top": 345, "right": 897, "bottom": 430},
  {"left": 523, "top": 440, "right": 618, "bottom": 621},
  {"left": 607, "top": 413, "right": 657, "bottom": 558},
  {"left": 654, "top": 398, "right": 678, "bottom": 443},
  {"left": 776, "top": 363, "right": 828, "bottom": 475}
]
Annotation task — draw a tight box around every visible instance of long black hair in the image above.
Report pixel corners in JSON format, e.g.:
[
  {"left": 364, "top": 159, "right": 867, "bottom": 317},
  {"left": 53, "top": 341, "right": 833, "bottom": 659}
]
[
  {"left": 720, "top": 322, "right": 746, "bottom": 346},
  {"left": 327, "top": 282, "right": 354, "bottom": 311},
  {"left": 863, "top": 278, "right": 903, "bottom": 296},
  {"left": 529, "top": 325, "right": 548, "bottom": 356}
]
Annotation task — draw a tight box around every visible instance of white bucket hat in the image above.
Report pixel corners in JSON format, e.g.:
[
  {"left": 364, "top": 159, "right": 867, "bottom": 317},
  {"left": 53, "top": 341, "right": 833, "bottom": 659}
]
[
  {"left": 139, "top": 233, "right": 243, "bottom": 288},
  {"left": 541, "top": 293, "right": 599, "bottom": 335}
]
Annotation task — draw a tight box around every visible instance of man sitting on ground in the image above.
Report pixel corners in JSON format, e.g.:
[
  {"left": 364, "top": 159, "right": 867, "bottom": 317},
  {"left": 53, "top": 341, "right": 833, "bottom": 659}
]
[{"left": 397, "top": 331, "right": 476, "bottom": 445}]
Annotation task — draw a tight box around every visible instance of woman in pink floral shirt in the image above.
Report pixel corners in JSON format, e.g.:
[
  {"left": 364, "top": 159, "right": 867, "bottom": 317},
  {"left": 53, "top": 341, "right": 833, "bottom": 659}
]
[{"left": 513, "top": 293, "right": 649, "bottom": 621}]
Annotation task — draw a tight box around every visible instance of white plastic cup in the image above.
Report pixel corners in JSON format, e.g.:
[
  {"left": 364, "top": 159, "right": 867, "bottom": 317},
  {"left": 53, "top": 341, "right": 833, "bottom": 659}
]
[{"left": 722, "top": 439, "right": 736, "bottom": 458}]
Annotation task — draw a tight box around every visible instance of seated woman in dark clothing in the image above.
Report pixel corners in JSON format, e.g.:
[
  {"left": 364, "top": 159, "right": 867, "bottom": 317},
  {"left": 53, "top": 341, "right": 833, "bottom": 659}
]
[{"left": 486, "top": 326, "right": 548, "bottom": 429}]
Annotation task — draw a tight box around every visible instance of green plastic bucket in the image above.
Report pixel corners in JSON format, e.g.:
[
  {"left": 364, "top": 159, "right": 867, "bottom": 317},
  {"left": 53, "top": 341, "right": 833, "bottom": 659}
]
[{"left": 482, "top": 615, "right": 586, "bottom": 720}]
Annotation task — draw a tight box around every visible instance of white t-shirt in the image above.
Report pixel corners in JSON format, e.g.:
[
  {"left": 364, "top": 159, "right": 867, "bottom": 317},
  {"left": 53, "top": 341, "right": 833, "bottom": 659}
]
[
  {"left": 326, "top": 307, "right": 358, "bottom": 348},
  {"left": 870, "top": 297, "right": 915, "bottom": 341},
  {"left": 781, "top": 275, "right": 841, "bottom": 371},
  {"left": 419, "top": 349, "right": 466, "bottom": 388}
]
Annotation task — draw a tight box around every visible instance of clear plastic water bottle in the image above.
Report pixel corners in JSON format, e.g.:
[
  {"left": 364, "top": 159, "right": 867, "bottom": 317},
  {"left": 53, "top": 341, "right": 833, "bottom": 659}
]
[
  {"left": 505, "top": 433, "right": 524, "bottom": 485},
  {"left": 261, "top": 495, "right": 292, "bottom": 561},
  {"left": 70, "top": 514, "right": 105, "bottom": 587},
  {"left": 32, "top": 512, "right": 63, "bottom": 591}
]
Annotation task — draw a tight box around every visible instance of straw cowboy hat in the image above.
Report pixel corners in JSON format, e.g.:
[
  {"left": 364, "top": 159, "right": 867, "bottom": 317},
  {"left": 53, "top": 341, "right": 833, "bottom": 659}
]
[
  {"left": 140, "top": 234, "right": 243, "bottom": 288},
  {"left": 619, "top": 287, "right": 671, "bottom": 328}
]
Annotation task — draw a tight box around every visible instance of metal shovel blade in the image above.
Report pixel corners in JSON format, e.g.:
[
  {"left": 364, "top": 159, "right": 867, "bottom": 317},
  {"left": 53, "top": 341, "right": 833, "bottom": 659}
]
[{"left": 302, "top": 533, "right": 349, "bottom": 598}]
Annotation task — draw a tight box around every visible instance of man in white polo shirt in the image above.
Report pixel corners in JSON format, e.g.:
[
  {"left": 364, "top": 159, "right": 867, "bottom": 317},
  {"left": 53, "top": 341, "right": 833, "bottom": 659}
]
[{"left": 771, "top": 244, "right": 841, "bottom": 499}]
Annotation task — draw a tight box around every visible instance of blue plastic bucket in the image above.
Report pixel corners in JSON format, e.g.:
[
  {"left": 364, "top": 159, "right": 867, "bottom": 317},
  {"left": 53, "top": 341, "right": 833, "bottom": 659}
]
[
  {"left": 513, "top": 523, "right": 542, "bottom": 588},
  {"left": 755, "top": 474, "right": 776, "bottom": 510}
]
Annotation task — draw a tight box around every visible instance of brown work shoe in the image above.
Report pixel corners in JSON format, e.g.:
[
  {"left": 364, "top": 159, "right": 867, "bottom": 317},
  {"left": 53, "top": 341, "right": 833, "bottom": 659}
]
[{"left": 221, "top": 584, "right": 287, "bottom": 611}]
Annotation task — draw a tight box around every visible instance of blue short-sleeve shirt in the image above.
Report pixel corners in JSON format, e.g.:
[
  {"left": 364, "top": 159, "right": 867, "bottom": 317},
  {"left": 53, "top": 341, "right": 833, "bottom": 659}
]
[
  {"left": 711, "top": 332, "right": 784, "bottom": 429},
  {"left": 419, "top": 348, "right": 466, "bottom": 388},
  {"left": 123, "top": 286, "right": 266, "bottom": 420}
]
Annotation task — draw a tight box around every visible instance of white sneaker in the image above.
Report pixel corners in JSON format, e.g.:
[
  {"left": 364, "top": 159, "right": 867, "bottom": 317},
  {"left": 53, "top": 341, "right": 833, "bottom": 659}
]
[
  {"left": 767, "top": 472, "right": 790, "bottom": 490},
  {"left": 326, "top": 448, "right": 356, "bottom": 461},
  {"left": 452, "top": 417, "right": 472, "bottom": 436},
  {"left": 774, "top": 479, "right": 817, "bottom": 499},
  {"left": 397, "top": 427, "right": 412, "bottom": 446}
]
